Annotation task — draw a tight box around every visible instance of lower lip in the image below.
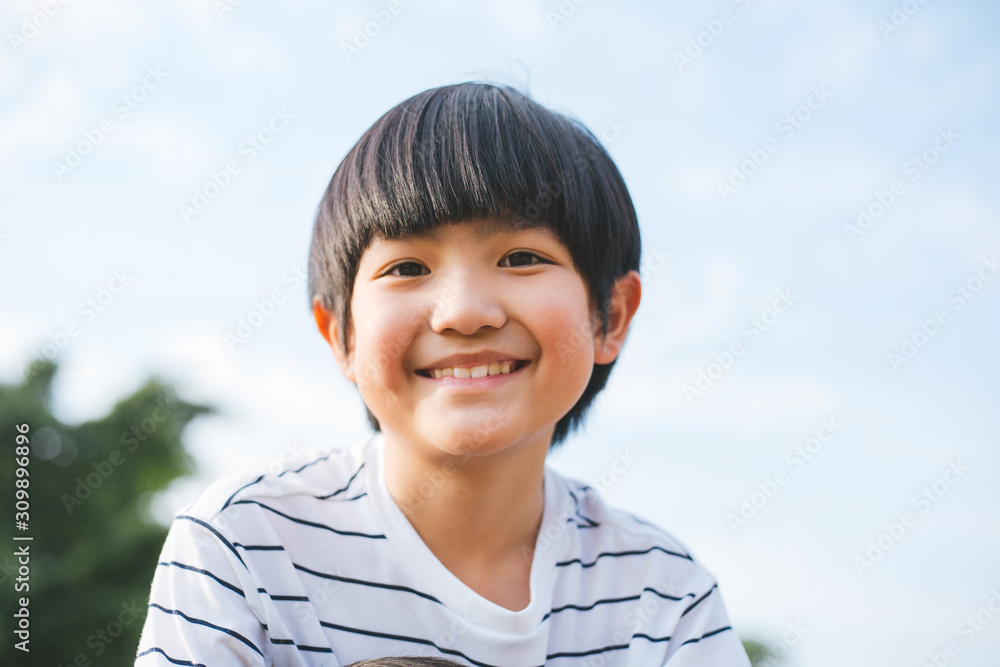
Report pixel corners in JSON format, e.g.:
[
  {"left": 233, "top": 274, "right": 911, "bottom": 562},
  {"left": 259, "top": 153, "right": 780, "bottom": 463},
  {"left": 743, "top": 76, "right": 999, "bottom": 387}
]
[{"left": 416, "top": 362, "right": 529, "bottom": 389}]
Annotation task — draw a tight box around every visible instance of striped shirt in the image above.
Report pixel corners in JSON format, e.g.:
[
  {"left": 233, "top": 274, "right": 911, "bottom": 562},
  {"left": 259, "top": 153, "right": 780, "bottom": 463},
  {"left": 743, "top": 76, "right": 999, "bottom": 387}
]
[{"left": 135, "top": 433, "right": 750, "bottom": 666}]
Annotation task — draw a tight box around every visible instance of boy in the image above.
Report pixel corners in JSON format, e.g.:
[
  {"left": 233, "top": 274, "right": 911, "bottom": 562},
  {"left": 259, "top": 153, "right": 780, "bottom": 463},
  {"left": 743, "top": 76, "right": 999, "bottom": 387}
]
[{"left": 135, "top": 82, "right": 750, "bottom": 666}]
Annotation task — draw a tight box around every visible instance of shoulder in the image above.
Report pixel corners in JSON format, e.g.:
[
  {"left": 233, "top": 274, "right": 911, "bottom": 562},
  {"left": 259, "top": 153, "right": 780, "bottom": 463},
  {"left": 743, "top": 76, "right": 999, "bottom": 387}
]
[
  {"left": 548, "top": 468, "right": 718, "bottom": 592},
  {"left": 176, "top": 434, "right": 374, "bottom": 524},
  {"left": 552, "top": 468, "right": 695, "bottom": 557}
]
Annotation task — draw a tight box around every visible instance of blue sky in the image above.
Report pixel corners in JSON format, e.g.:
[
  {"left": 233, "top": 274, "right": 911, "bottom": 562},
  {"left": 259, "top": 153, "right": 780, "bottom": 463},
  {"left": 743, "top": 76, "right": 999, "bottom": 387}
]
[{"left": 2, "top": 0, "right": 999, "bottom": 664}]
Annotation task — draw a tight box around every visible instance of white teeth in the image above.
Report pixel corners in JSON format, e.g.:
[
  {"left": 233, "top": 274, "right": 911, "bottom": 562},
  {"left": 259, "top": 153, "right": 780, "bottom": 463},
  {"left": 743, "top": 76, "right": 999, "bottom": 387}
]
[{"left": 428, "top": 361, "right": 520, "bottom": 379}]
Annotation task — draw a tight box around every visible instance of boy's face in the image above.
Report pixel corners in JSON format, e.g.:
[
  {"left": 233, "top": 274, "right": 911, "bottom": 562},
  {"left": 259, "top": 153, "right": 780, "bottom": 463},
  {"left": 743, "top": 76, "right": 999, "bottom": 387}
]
[{"left": 316, "top": 219, "right": 638, "bottom": 460}]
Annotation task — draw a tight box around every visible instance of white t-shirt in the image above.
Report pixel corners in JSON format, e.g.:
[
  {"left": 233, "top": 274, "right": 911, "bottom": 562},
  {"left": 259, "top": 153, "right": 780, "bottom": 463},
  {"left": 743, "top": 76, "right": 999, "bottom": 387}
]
[{"left": 135, "top": 433, "right": 750, "bottom": 666}]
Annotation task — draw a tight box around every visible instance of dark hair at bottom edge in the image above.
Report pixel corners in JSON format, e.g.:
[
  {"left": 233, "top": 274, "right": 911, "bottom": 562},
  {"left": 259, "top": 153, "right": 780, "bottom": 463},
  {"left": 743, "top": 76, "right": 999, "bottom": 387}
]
[{"left": 343, "top": 657, "right": 467, "bottom": 667}]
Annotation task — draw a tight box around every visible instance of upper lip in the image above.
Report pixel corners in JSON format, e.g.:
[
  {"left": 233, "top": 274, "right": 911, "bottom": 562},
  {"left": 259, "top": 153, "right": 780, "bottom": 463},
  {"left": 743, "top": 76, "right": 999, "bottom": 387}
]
[{"left": 418, "top": 351, "right": 529, "bottom": 371}]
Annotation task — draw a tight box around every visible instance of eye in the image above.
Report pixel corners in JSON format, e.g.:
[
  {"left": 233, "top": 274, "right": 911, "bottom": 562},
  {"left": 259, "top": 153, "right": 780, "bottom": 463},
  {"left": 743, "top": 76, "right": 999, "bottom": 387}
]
[
  {"left": 501, "top": 251, "right": 546, "bottom": 268},
  {"left": 385, "top": 261, "right": 427, "bottom": 277}
]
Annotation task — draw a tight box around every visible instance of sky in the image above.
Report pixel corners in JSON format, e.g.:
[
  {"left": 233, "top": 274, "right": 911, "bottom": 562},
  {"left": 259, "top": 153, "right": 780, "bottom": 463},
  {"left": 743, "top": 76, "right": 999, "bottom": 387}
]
[{"left": 2, "top": 0, "right": 999, "bottom": 665}]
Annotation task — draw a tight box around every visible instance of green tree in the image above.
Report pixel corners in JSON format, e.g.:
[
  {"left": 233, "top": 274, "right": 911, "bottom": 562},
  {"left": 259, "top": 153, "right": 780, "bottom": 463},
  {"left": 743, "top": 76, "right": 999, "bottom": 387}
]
[
  {"left": 1, "top": 360, "right": 211, "bottom": 666},
  {"left": 743, "top": 638, "right": 775, "bottom": 666}
]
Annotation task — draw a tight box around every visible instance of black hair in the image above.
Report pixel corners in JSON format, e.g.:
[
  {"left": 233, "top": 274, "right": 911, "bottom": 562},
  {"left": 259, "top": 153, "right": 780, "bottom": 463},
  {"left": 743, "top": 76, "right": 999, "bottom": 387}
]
[{"left": 308, "top": 81, "right": 640, "bottom": 448}]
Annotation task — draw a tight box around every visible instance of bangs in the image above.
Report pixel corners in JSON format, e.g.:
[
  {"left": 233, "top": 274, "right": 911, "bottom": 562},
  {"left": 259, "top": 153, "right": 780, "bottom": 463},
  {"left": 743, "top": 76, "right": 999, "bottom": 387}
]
[{"left": 339, "top": 83, "right": 601, "bottom": 241}]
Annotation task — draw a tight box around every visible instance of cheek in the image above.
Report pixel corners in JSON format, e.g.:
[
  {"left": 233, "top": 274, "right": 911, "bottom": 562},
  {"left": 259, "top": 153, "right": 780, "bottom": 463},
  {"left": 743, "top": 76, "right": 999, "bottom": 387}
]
[
  {"left": 529, "top": 281, "right": 595, "bottom": 375},
  {"left": 350, "top": 300, "right": 420, "bottom": 392}
]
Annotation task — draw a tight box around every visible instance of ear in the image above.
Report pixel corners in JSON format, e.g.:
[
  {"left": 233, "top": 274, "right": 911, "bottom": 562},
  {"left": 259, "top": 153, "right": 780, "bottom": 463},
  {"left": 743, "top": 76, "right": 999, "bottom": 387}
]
[
  {"left": 312, "top": 298, "right": 356, "bottom": 384},
  {"left": 593, "top": 270, "right": 642, "bottom": 365}
]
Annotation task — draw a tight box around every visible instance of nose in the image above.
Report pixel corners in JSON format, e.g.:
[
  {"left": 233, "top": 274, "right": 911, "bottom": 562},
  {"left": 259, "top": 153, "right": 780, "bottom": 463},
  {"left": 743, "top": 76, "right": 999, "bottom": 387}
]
[{"left": 429, "top": 270, "right": 507, "bottom": 335}]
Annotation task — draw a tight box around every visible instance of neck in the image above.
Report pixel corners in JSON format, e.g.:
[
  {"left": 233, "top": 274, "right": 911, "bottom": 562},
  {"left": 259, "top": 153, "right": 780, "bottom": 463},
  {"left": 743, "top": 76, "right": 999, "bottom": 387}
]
[{"left": 381, "top": 431, "right": 549, "bottom": 571}]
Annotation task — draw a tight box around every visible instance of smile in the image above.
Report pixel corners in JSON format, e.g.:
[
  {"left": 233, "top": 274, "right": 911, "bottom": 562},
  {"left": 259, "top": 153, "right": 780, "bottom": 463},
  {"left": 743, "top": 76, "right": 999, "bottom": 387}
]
[{"left": 416, "top": 360, "right": 529, "bottom": 379}]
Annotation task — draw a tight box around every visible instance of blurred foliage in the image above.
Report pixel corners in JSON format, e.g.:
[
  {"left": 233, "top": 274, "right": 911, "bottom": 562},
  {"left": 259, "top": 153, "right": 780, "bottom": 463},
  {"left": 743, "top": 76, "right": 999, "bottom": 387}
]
[
  {"left": 0, "top": 359, "right": 211, "bottom": 666},
  {"left": 743, "top": 638, "right": 776, "bottom": 665}
]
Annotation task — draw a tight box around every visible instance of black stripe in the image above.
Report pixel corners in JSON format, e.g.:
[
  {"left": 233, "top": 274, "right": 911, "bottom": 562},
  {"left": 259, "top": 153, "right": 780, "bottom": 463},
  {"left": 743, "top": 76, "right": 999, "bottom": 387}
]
[
  {"left": 230, "top": 499, "right": 386, "bottom": 539},
  {"left": 135, "top": 647, "right": 207, "bottom": 667},
  {"left": 256, "top": 588, "right": 310, "bottom": 601},
  {"left": 627, "top": 514, "right": 690, "bottom": 554},
  {"left": 546, "top": 633, "right": 676, "bottom": 660},
  {"left": 679, "top": 625, "right": 733, "bottom": 646},
  {"left": 316, "top": 462, "right": 365, "bottom": 499},
  {"left": 280, "top": 449, "right": 338, "bottom": 476},
  {"left": 221, "top": 475, "right": 264, "bottom": 511},
  {"left": 542, "top": 585, "right": 696, "bottom": 621},
  {"left": 235, "top": 543, "right": 285, "bottom": 551},
  {"left": 269, "top": 638, "right": 334, "bottom": 652},
  {"left": 544, "top": 594, "right": 641, "bottom": 621},
  {"left": 296, "top": 644, "right": 335, "bottom": 653},
  {"left": 157, "top": 561, "right": 245, "bottom": 598},
  {"left": 546, "top": 642, "right": 628, "bottom": 659},
  {"left": 321, "top": 621, "right": 539, "bottom": 667},
  {"left": 556, "top": 545, "right": 693, "bottom": 568},
  {"left": 645, "top": 586, "right": 697, "bottom": 602},
  {"left": 681, "top": 583, "right": 717, "bottom": 617},
  {"left": 293, "top": 562, "right": 441, "bottom": 603},
  {"left": 175, "top": 515, "right": 247, "bottom": 568},
  {"left": 567, "top": 489, "right": 600, "bottom": 527},
  {"left": 219, "top": 450, "right": 342, "bottom": 510},
  {"left": 147, "top": 603, "right": 263, "bottom": 657}
]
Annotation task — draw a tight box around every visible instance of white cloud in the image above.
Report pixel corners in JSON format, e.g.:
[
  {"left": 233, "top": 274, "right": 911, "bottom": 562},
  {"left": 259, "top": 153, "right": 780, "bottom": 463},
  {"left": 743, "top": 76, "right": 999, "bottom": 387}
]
[
  {"left": 0, "top": 72, "right": 85, "bottom": 176},
  {"left": 0, "top": 312, "right": 40, "bottom": 381},
  {"left": 101, "top": 114, "right": 220, "bottom": 188},
  {"left": 214, "top": 30, "right": 290, "bottom": 76}
]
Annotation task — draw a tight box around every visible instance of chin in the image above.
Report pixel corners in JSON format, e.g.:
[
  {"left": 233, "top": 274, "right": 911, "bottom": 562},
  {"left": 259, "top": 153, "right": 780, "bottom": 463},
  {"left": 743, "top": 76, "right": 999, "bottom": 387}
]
[
  {"left": 421, "top": 417, "right": 524, "bottom": 459},
  {"left": 433, "top": 431, "right": 513, "bottom": 459}
]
